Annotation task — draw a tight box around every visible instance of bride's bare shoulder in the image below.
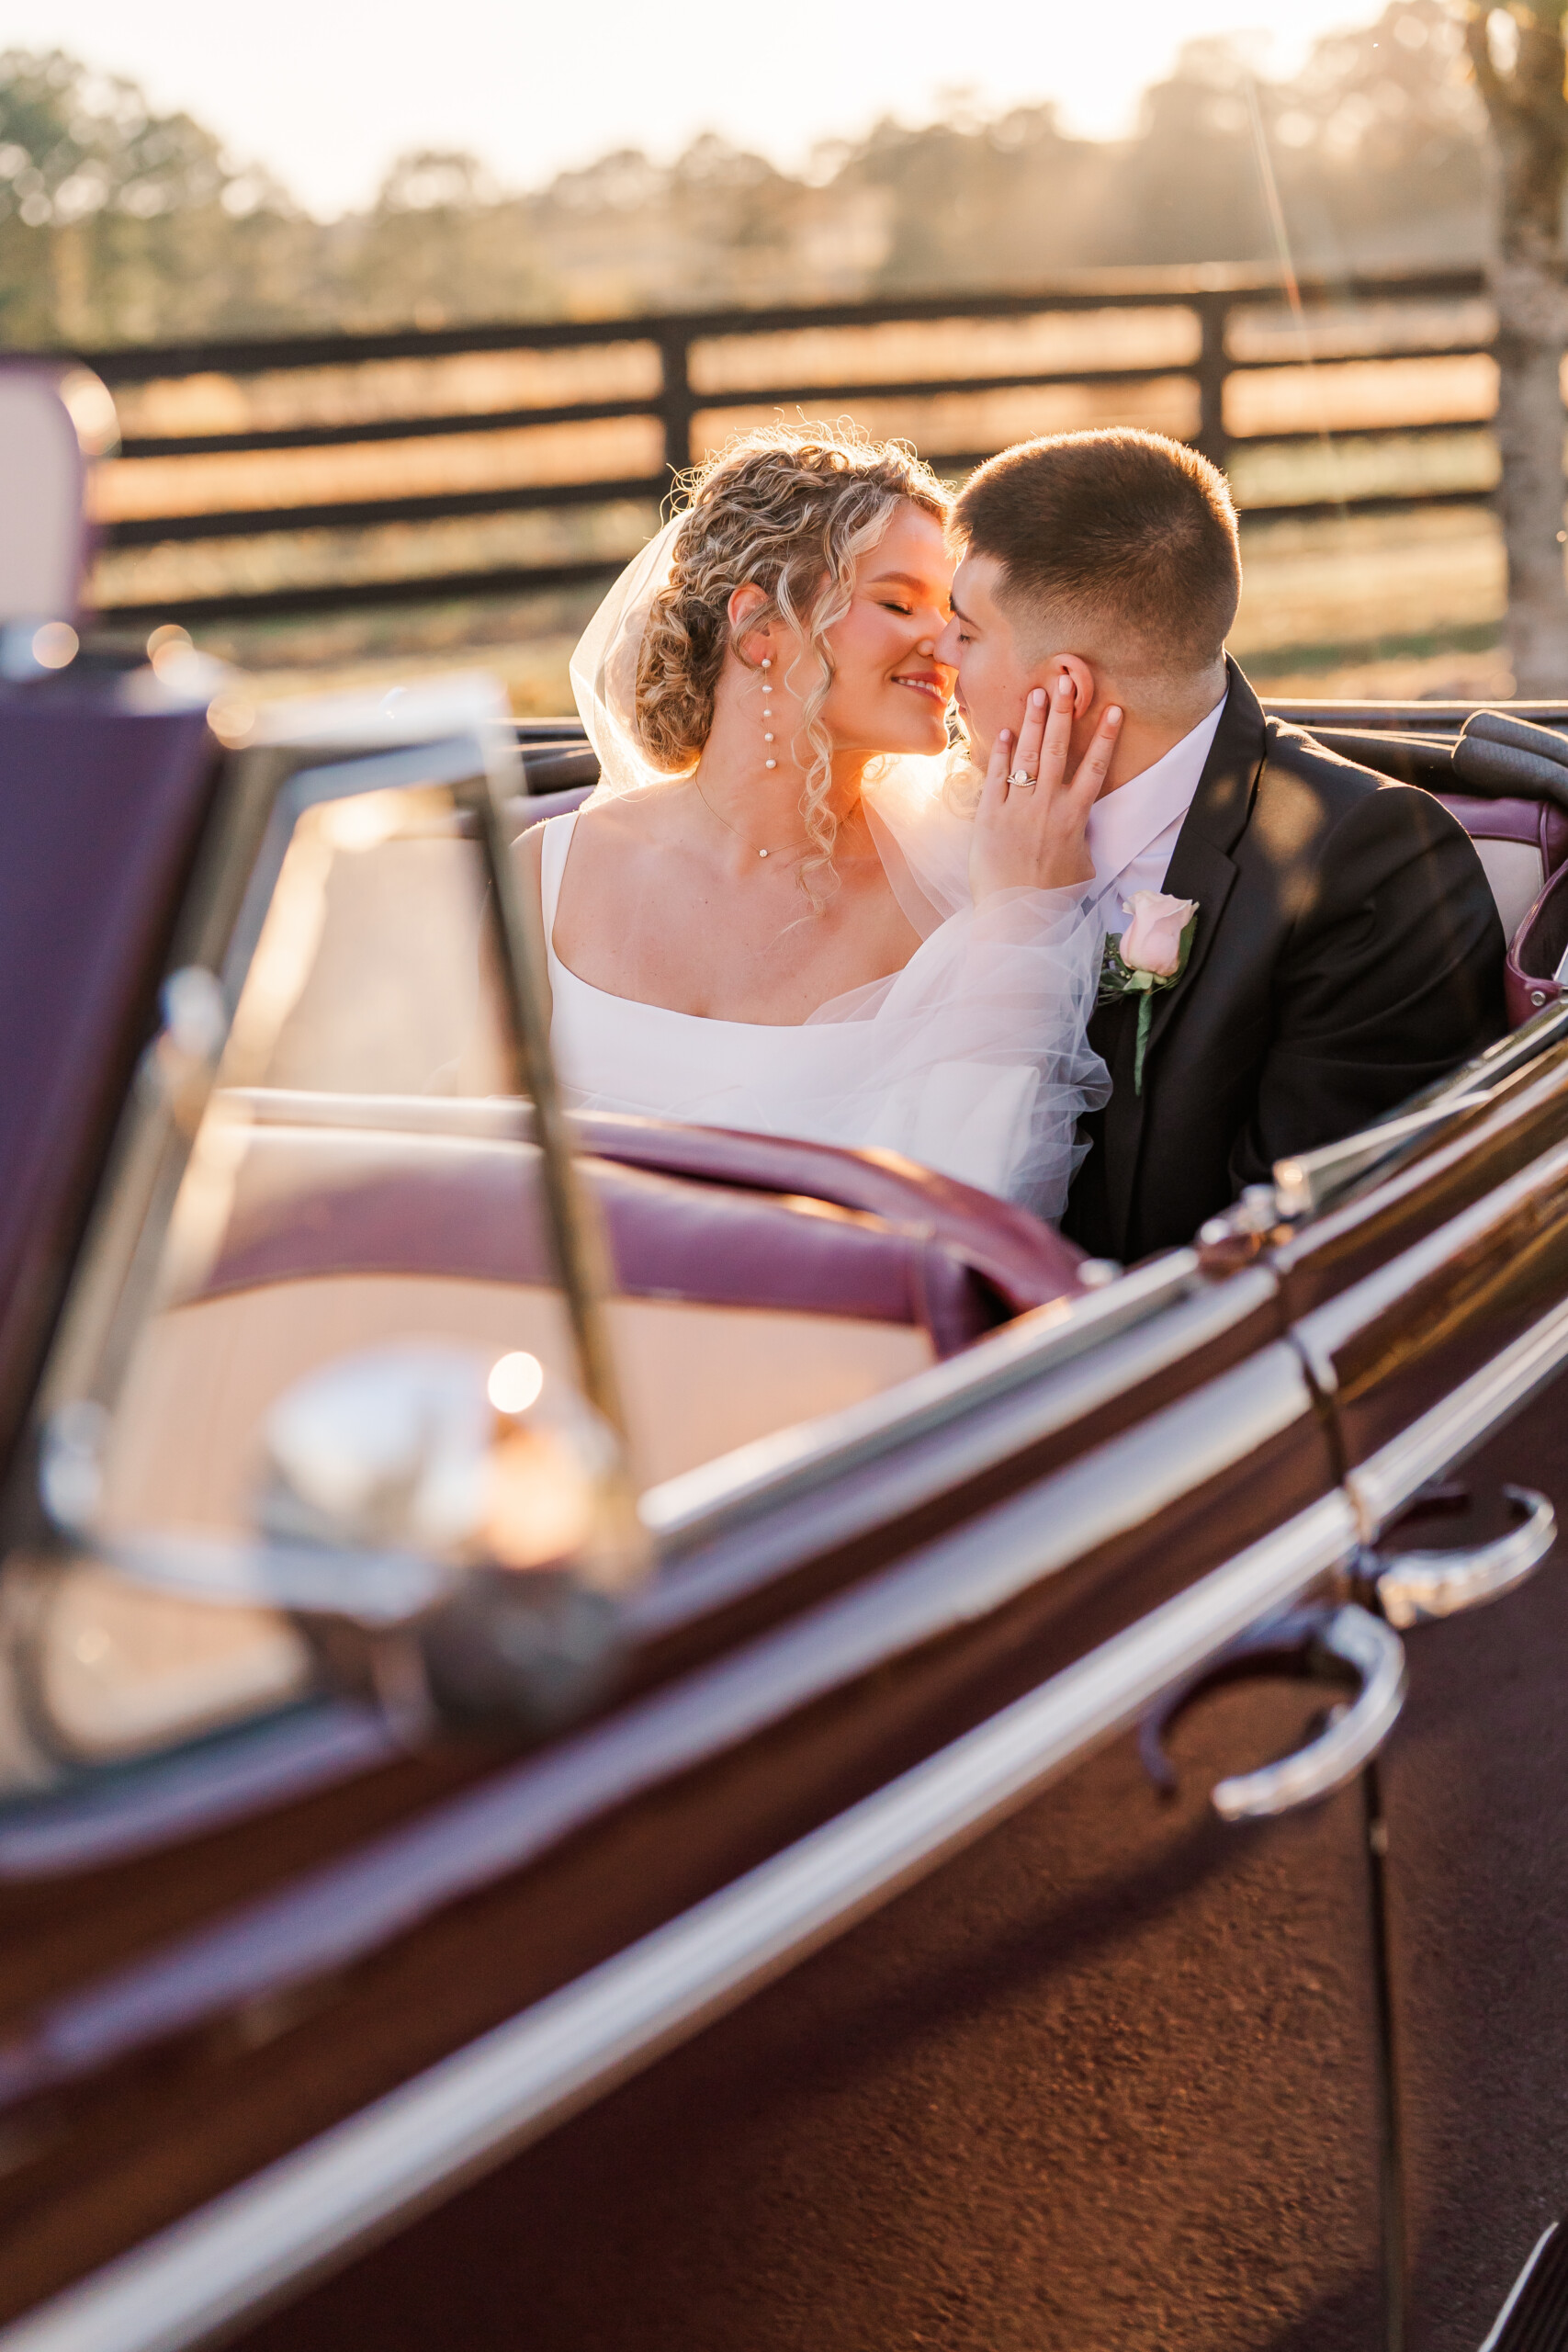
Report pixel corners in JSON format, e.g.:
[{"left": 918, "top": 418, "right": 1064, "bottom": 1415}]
[
  {"left": 515, "top": 782, "right": 682, "bottom": 871},
  {"left": 569, "top": 780, "right": 692, "bottom": 850}
]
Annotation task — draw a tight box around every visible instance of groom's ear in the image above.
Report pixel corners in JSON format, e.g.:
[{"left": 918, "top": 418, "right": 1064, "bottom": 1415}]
[{"left": 1045, "top": 654, "right": 1096, "bottom": 719}]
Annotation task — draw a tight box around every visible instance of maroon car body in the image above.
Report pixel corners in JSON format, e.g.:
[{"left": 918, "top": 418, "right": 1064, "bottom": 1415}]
[{"left": 4, "top": 593, "right": 1568, "bottom": 2350}]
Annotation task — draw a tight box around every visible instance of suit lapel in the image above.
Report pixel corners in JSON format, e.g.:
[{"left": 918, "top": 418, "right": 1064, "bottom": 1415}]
[{"left": 1099, "top": 660, "right": 1268, "bottom": 1255}]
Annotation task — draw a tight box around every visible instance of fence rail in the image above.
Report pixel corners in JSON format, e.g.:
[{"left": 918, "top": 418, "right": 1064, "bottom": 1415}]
[{"left": 50, "top": 262, "right": 1495, "bottom": 631}]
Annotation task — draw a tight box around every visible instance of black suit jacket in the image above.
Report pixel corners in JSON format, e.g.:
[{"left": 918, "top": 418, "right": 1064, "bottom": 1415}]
[{"left": 1062, "top": 662, "right": 1506, "bottom": 1263}]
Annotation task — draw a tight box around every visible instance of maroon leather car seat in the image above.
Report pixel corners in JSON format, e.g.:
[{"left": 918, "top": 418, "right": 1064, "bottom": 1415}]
[
  {"left": 1506, "top": 862, "right": 1568, "bottom": 1025},
  {"left": 202, "top": 1110, "right": 1089, "bottom": 1363},
  {"left": 1303, "top": 717, "right": 1568, "bottom": 981},
  {"left": 102, "top": 1105, "right": 1089, "bottom": 1512},
  {"left": 1436, "top": 791, "right": 1568, "bottom": 946}
]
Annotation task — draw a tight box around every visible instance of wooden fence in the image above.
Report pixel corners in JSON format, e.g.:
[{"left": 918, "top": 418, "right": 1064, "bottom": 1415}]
[{"left": 62, "top": 262, "right": 1496, "bottom": 631}]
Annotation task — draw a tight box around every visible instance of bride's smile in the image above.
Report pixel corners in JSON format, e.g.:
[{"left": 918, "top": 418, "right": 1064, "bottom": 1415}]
[{"left": 810, "top": 502, "right": 956, "bottom": 762}]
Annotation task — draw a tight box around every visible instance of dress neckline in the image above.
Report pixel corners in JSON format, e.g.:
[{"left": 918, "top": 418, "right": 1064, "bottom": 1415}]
[
  {"left": 544, "top": 808, "right": 834, "bottom": 1035},
  {"left": 548, "top": 947, "right": 828, "bottom": 1035}
]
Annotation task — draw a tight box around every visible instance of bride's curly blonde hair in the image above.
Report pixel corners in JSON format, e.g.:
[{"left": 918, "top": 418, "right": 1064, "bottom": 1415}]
[{"left": 636, "top": 423, "right": 949, "bottom": 904}]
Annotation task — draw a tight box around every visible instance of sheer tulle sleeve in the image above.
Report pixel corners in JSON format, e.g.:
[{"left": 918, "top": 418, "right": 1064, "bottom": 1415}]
[{"left": 794, "top": 881, "right": 1109, "bottom": 1219}]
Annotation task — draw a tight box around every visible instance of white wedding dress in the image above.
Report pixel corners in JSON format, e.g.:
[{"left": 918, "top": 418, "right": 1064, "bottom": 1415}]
[{"left": 543, "top": 525, "right": 1111, "bottom": 1223}]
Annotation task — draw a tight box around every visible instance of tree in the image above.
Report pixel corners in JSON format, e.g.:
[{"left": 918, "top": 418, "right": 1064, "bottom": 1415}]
[
  {"left": 0, "top": 48, "right": 305, "bottom": 345},
  {"left": 1464, "top": 6, "right": 1568, "bottom": 693}
]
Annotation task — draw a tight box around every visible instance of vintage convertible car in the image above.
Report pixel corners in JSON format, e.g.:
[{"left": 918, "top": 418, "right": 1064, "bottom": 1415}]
[{"left": 7, "top": 368, "right": 1568, "bottom": 2352}]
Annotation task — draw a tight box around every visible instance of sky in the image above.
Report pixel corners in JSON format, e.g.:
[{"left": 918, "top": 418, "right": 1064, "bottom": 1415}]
[{"left": 0, "top": 0, "right": 1374, "bottom": 219}]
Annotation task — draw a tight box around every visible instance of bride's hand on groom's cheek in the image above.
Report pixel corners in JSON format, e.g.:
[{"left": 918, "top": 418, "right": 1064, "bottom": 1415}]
[{"left": 969, "top": 676, "right": 1122, "bottom": 901}]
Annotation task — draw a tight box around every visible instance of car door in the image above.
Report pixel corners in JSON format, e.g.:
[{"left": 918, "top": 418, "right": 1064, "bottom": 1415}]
[
  {"left": 0, "top": 707, "right": 1449, "bottom": 2352},
  {"left": 1269, "top": 1009, "right": 1568, "bottom": 2351},
  {"left": 0, "top": 1242, "right": 1377, "bottom": 2348},
  {"left": 218, "top": 1045, "right": 1568, "bottom": 2352}
]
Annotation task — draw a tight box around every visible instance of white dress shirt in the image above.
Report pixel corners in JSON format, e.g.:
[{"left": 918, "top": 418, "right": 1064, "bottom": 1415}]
[{"left": 1083, "top": 693, "right": 1228, "bottom": 933}]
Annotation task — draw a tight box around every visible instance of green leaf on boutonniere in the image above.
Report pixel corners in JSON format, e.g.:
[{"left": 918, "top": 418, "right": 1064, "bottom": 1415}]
[{"left": 1097, "top": 911, "right": 1200, "bottom": 1094}]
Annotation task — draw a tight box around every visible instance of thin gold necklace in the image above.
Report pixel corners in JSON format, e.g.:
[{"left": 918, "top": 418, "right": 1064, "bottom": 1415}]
[{"left": 695, "top": 776, "right": 789, "bottom": 860}]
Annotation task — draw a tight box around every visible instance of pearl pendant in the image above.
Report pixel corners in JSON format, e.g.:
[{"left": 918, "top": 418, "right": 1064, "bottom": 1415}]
[
  {"left": 758, "top": 847, "right": 769, "bottom": 858},
  {"left": 765, "top": 758, "right": 776, "bottom": 769}
]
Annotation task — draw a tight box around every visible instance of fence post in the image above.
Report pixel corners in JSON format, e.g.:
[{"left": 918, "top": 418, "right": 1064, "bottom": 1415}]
[
  {"left": 657, "top": 325, "right": 694, "bottom": 485},
  {"left": 1195, "top": 292, "right": 1229, "bottom": 476}
]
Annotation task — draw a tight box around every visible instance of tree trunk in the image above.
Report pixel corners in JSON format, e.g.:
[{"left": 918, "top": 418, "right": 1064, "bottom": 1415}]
[{"left": 1467, "top": 9, "right": 1568, "bottom": 696}]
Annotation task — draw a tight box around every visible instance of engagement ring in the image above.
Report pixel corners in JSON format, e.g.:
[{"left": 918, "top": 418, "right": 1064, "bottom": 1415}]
[{"left": 1005, "top": 769, "right": 1037, "bottom": 790}]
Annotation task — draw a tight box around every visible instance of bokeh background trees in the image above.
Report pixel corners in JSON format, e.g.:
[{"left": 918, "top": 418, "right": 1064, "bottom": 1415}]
[
  {"left": 14, "top": 0, "right": 1568, "bottom": 707},
  {"left": 0, "top": 3, "right": 1493, "bottom": 345}
]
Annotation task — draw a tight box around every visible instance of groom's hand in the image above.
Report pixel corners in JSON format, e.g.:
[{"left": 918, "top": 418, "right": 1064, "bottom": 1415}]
[{"left": 970, "top": 675, "right": 1122, "bottom": 900}]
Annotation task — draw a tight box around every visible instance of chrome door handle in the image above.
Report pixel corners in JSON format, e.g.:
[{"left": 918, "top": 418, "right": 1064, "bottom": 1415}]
[
  {"left": 1212, "top": 1605, "right": 1406, "bottom": 1820},
  {"left": 1373, "top": 1485, "right": 1556, "bottom": 1630},
  {"left": 1140, "top": 1602, "right": 1407, "bottom": 1823}
]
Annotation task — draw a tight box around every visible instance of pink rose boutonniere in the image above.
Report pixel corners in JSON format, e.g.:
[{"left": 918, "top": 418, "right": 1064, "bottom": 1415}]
[{"left": 1099, "top": 890, "right": 1200, "bottom": 1094}]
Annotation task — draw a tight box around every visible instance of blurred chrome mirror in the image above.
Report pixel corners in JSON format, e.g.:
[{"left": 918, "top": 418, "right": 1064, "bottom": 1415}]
[
  {"left": 32, "top": 1341, "right": 647, "bottom": 1749},
  {"left": 260, "top": 1342, "right": 606, "bottom": 1561},
  {"left": 259, "top": 1340, "right": 646, "bottom": 1731}
]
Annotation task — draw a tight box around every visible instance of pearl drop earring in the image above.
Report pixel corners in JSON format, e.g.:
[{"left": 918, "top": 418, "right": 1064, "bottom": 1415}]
[{"left": 761, "top": 658, "right": 777, "bottom": 770}]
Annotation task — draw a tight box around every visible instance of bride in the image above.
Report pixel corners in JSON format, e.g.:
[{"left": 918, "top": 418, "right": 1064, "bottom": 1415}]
[{"left": 519, "top": 424, "right": 1119, "bottom": 1221}]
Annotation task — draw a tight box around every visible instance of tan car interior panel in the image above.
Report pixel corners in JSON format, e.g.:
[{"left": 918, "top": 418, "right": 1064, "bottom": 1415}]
[
  {"left": 1472, "top": 836, "right": 1547, "bottom": 941},
  {"left": 103, "top": 1272, "right": 936, "bottom": 1532}
]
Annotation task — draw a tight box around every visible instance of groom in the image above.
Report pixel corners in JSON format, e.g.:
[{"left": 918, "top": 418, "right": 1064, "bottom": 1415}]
[{"left": 937, "top": 427, "right": 1506, "bottom": 1261}]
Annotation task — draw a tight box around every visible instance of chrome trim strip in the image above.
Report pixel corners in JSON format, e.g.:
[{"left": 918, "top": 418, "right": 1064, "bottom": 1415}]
[
  {"left": 1211, "top": 1604, "right": 1406, "bottom": 1821},
  {"left": 1478, "top": 2222, "right": 1559, "bottom": 2352},
  {"left": 1293, "top": 1135, "right": 1568, "bottom": 1364},
  {"left": 1376, "top": 1486, "right": 1556, "bottom": 1628},
  {"left": 1348, "top": 1293, "right": 1568, "bottom": 1535},
  {"left": 1423, "top": 1000, "right": 1568, "bottom": 1103},
  {"left": 644, "top": 1250, "right": 1232, "bottom": 1543},
  {"left": 1273, "top": 1096, "right": 1492, "bottom": 1219},
  {"left": 220, "top": 1088, "right": 531, "bottom": 1136},
  {"left": 1263, "top": 1006, "right": 1568, "bottom": 1238},
  {"left": 1273, "top": 1046, "right": 1568, "bottom": 1281},
  {"left": 0, "top": 1490, "right": 1358, "bottom": 2352},
  {"left": 0, "top": 1704, "right": 396, "bottom": 1882},
  {"left": 637, "top": 1289, "right": 1287, "bottom": 1633},
  {"left": 1, "top": 1351, "right": 1316, "bottom": 2080},
  {"left": 461, "top": 734, "right": 638, "bottom": 1478}
]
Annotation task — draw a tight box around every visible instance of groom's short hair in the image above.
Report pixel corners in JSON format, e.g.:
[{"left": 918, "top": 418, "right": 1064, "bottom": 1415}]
[{"left": 953, "top": 428, "right": 1240, "bottom": 674}]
